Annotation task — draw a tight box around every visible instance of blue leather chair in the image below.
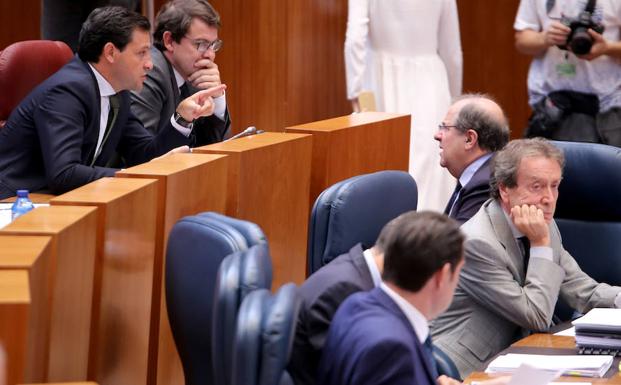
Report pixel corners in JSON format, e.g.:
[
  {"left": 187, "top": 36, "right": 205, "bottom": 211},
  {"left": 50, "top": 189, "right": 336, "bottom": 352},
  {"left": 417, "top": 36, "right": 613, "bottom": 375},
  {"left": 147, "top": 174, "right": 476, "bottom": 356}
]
[
  {"left": 552, "top": 141, "right": 621, "bottom": 319},
  {"left": 212, "top": 244, "right": 273, "bottom": 385},
  {"left": 165, "top": 212, "right": 267, "bottom": 385},
  {"left": 233, "top": 283, "right": 301, "bottom": 385},
  {"left": 307, "top": 170, "right": 418, "bottom": 274}
]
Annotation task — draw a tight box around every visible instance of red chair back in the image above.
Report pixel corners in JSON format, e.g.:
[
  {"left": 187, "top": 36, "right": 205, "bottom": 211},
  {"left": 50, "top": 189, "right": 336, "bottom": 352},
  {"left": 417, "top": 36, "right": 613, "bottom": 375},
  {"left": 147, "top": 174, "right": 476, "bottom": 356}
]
[{"left": 0, "top": 40, "right": 73, "bottom": 128}]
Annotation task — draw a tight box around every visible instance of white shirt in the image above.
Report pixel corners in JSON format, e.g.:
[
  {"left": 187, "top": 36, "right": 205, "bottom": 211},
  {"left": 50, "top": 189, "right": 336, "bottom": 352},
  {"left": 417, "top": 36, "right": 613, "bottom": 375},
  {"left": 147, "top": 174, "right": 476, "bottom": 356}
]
[
  {"left": 170, "top": 67, "right": 227, "bottom": 136},
  {"left": 380, "top": 282, "right": 428, "bottom": 344},
  {"left": 362, "top": 248, "right": 382, "bottom": 287},
  {"left": 88, "top": 64, "right": 116, "bottom": 161}
]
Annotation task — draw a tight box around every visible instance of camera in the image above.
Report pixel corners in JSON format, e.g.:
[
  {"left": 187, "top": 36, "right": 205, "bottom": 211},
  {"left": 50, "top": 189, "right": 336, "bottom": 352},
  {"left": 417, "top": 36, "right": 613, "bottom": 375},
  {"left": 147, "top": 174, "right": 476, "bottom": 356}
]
[{"left": 559, "top": 10, "right": 605, "bottom": 55}]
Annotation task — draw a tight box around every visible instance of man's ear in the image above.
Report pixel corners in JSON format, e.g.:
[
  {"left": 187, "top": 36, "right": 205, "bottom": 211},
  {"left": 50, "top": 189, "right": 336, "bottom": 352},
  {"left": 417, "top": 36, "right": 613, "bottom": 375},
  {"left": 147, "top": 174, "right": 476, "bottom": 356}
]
[
  {"left": 434, "top": 263, "right": 452, "bottom": 289},
  {"left": 465, "top": 129, "right": 478, "bottom": 149},
  {"left": 102, "top": 42, "right": 116, "bottom": 63},
  {"left": 498, "top": 183, "right": 510, "bottom": 203},
  {"left": 163, "top": 31, "right": 175, "bottom": 52}
]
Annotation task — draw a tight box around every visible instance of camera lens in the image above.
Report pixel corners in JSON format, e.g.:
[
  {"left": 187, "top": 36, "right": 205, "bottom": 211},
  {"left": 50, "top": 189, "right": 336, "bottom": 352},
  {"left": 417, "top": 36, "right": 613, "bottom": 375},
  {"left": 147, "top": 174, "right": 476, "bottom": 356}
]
[{"left": 570, "top": 27, "right": 593, "bottom": 55}]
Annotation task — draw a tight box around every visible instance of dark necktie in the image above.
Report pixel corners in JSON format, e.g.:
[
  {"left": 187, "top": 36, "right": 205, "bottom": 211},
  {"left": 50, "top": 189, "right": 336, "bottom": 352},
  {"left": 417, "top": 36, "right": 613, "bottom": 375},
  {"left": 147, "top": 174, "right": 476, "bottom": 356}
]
[
  {"left": 518, "top": 236, "right": 531, "bottom": 272},
  {"left": 179, "top": 82, "right": 190, "bottom": 100},
  {"left": 91, "top": 93, "right": 120, "bottom": 166},
  {"left": 422, "top": 336, "right": 440, "bottom": 380},
  {"left": 444, "top": 182, "right": 462, "bottom": 216}
]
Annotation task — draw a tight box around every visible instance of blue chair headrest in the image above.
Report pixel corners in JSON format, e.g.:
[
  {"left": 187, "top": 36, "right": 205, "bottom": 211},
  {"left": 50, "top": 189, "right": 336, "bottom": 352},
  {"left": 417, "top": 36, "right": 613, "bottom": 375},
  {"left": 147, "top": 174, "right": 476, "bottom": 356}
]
[
  {"left": 198, "top": 212, "right": 267, "bottom": 245},
  {"left": 308, "top": 170, "right": 417, "bottom": 273},
  {"left": 552, "top": 141, "right": 621, "bottom": 221}
]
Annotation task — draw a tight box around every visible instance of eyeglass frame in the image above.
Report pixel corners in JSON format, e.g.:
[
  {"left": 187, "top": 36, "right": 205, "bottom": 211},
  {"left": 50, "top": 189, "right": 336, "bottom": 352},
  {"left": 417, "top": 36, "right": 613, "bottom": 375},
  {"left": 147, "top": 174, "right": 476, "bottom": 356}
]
[
  {"left": 437, "top": 123, "right": 459, "bottom": 132},
  {"left": 184, "top": 36, "right": 223, "bottom": 53}
]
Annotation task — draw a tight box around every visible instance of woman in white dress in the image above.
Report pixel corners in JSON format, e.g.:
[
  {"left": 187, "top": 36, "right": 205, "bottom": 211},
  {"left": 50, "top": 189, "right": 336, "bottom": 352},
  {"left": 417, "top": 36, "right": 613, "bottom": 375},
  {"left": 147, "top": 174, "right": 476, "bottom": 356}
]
[{"left": 345, "top": 0, "right": 462, "bottom": 211}]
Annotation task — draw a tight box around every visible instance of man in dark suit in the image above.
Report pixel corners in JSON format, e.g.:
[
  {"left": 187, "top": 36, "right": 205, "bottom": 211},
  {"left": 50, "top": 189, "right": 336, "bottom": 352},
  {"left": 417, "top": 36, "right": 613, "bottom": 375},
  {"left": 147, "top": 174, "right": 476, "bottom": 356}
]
[
  {"left": 317, "top": 211, "right": 465, "bottom": 385},
  {"left": 131, "top": 0, "right": 230, "bottom": 146},
  {"left": 435, "top": 94, "right": 510, "bottom": 223},
  {"left": 0, "top": 6, "right": 224, "bottom": 199}
]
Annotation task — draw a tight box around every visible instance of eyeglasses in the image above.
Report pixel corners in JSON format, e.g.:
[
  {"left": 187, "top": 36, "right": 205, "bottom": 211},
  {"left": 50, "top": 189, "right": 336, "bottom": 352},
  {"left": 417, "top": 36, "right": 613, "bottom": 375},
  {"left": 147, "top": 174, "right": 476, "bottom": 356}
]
[
  {"left": 185, "top": 36, "right": 223, "bottom": 53},
  {"left": 437, "top": 123, "right": 458, "bottom": 132}
]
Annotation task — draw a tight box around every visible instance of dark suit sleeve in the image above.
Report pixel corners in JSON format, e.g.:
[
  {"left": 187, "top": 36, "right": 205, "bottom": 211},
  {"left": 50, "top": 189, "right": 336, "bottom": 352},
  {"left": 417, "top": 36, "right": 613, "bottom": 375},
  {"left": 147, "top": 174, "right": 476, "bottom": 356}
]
[
  {"left": 350, "top": 340, "right": 416, "bottom": 385},
  {"left": 34, "top": 83, "right": 115, "bottom": 194},
  {"left": 191, "top": 109, "right": 231, "bottom": 146},
  {"left": 306, "top": 281, "right": 366, "bottom": 350}
]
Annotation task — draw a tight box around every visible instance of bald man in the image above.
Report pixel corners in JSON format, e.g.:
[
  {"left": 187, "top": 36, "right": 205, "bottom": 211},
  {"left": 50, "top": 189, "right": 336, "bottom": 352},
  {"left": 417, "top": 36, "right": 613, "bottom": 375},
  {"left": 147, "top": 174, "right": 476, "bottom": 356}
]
[{"left": 434, "top": 94, "right": 510, "bottom": 223}]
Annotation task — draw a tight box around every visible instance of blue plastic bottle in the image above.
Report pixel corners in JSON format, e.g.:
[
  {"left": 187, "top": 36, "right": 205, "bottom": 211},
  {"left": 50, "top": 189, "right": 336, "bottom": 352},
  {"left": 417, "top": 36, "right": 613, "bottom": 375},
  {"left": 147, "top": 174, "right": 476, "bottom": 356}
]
[{"left": 11, "top": 190, "right": 34, "bottom": 221}]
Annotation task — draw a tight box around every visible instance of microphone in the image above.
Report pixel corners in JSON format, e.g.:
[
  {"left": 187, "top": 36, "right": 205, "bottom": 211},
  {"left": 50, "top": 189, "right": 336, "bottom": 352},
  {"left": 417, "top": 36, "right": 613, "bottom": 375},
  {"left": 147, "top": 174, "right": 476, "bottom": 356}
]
[{"left": 225, "top": 126, "right": 263, "bottom": 141}]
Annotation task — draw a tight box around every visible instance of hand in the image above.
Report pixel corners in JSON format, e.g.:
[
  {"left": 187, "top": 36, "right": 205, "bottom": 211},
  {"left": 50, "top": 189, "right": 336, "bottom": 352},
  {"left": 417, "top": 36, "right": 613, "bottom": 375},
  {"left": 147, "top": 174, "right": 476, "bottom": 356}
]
[
  {"left": 436, "top": 374, "right": 462, "bottom": 385},
  {"left": 151, "top": 145, "right": 191, "bottom": 161},
  {"left": 577, "top": 29, "right": 608, "bottom": 60},
  {"left": 187, "top": 59, "right": 223, "bottom": 97},
  {"left": 177, "top": 84, "right": 226, "bottom": 121},
  {"left": 510, "top": 204, "right": 550, "bottom": 247},
  {"left": 543, "top": 21, "right": 571, "bottom": 47}
]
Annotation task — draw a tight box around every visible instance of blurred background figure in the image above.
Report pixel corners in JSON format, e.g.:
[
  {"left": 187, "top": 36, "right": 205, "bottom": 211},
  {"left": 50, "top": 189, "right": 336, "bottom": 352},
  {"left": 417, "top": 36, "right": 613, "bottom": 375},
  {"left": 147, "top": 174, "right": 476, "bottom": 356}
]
[
  {"left": 42, "top": 0, "right": 140, "bottom": 52},
  {"left": 344, "top": 0, "right": 462, "bottom": 211}
]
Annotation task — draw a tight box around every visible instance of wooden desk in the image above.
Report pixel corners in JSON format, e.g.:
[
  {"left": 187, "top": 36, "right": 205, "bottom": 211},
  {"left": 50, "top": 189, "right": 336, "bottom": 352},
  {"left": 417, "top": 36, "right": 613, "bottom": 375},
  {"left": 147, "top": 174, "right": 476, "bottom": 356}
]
[
  {"left": 194, "top": 132, "right": 312, "bottom": 288},
  {"left": 116, "top": 153, "right": 228, "bottom": 385},
  {"left": 285, "top": 112, "right": 410, "bottom": 207},
  {"left": 50, "top": 177, "right": 159, "bottom": 385},
  {"left": 0, "top": 270, "right": 30, "bottom": 385},
  {"left": 465, "top": 334, "right": 621, "bottom": 384},
  {"left": 0, "top": 206, "right": 98, "bottom": 382}
]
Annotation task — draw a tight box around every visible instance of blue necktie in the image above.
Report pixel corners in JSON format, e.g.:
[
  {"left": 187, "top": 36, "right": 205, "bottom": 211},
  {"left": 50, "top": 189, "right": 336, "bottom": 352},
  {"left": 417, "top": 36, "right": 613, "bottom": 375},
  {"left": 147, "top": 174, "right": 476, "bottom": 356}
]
[
  {"left": 444, "top": 182, "right": 462, "bottom": 216},
  {"left": 422, "top": 336, "right": 440, "bottom": 380}
]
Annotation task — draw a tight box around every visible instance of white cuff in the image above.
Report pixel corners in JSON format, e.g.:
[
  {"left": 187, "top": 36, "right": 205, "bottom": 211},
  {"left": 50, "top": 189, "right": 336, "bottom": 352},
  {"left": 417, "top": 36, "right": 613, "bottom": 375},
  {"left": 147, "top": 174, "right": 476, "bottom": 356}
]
[
  {"left": 614, "top": 292, "right": 621, "bottom": 308},
  {"left": 213, "top": 91, "right": 226, "bottom": 121},
  {"left": 530, "top": 246, "right": 553, "bottom": 262},
  {"left": 170, "top": 115, "right": 192, "bottom": 137}
]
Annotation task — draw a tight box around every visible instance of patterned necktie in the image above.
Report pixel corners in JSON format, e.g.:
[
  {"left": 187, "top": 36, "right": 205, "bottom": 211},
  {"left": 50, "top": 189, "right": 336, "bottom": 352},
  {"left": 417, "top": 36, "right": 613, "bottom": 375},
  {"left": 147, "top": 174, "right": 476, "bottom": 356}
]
[
  {"left": 91, "top": 93, "right": 120, "bottom": 166},
  {"left": 518, "top": 236, "right": 531, "bottom": 272},
  {"left": 444, "top": 182, "right": 463, "bottom": 216},
  {"left": 422, "top": 336, "right": 440, "bottom": 380}
]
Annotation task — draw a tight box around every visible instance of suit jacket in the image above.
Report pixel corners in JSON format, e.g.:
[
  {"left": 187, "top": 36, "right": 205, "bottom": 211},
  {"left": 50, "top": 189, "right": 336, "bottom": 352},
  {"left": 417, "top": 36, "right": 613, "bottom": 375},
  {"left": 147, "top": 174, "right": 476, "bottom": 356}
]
[
  {"left": 318, "top": 287, "right": 437, "bottom": 385},
  {"left": 448, "top": 156, "right": 492, "bottom": 224},
  {"left": 431, "top": 199, "right": 621, "bottom": 377},
  {"left": 0, "top": 56, "right": 188, "bottom": 199},
  {"left": 130, "top": 48, "right": 231, "bottom": 146},
  {"left": 289, "top": 243, "right": 373, "bottom": 385}
]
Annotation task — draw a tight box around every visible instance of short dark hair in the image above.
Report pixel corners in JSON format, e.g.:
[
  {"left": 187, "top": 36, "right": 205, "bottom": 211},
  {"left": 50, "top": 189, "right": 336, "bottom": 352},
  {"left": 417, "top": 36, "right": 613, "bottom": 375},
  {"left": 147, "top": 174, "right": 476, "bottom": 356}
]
[
  {"left": 154, "top": 0, "right": 221, "bottom": 50},
  {"left": 381, "top": 211, "right": 464, "bottom": 292},
  {"left": 453, "top": 93, "right": 510, "bottom": 152},
  {"left": 78, "top": 6, "right": 150, "bottom": 63},
  {"left": 490, "top": 138, "right": 565, "bottom": 199}
]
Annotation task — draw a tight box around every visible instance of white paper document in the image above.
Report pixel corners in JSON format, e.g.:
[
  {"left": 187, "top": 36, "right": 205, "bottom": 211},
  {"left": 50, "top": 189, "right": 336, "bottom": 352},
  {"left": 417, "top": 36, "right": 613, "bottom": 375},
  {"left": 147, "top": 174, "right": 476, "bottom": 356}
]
[
  {"left": 554, "top": 326, "right": 575, "bottom": 337},
  {"left": 573, "top": 308, "right": 621, "bottom": 332},
  {"left": 507, "top": 364, "right": 562, "bottom": 385},
  {"left": 485, "top": 353, "right": 613, "bottom": 378}
]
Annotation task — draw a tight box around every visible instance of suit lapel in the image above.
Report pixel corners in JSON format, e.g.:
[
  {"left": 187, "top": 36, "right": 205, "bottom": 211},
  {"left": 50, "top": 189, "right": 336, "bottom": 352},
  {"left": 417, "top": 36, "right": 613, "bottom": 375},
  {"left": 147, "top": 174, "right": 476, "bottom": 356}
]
[
  {"left": 487, "top": 200, "right": 525, "bottom": 280},
  {"left": 373, "top": 289, "right": 436, "bottom": 384}
]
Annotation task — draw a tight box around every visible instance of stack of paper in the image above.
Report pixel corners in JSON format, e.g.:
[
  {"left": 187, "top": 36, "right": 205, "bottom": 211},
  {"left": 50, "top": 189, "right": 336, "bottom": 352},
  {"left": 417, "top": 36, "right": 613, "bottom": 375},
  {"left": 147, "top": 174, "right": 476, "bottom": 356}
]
[
  {"left": 485, "top": 354, "right": 613, "bottom": 378},
  {"left": 573, "top": 308, "right": 621, "bottom": 350}
]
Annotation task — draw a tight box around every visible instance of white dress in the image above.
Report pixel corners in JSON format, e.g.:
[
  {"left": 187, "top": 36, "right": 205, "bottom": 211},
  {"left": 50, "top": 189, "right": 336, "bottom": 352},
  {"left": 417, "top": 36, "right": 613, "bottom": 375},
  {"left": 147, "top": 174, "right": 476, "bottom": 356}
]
[{"left": 345, "top": 0, "right": 463, "bottom": 211}]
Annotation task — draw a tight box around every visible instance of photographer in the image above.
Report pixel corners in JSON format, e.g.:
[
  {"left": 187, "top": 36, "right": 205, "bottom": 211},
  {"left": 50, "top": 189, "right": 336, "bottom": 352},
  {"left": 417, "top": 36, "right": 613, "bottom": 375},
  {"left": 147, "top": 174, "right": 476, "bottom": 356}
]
[{"left": 514, "top": 0, "right": 621, "bottom": 147}]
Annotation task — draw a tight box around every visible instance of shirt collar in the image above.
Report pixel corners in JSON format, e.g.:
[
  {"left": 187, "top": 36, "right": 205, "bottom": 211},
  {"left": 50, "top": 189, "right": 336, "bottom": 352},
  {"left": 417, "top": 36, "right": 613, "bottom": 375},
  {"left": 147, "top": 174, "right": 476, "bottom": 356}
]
[
  {"left": 172, "top": 67, "right": 185, "bottom": 89},
  {"left": 88, "top": 64, "right": 116, "bottom": 97},
  {"left": 362, "top": 248, "right": 382, "bottom": 288},
  {"left": 380, "top": 282, "right": 428, "bottom": 344},
  {"left": 459, "top": 152, "right": 493, "bottom": 188}
]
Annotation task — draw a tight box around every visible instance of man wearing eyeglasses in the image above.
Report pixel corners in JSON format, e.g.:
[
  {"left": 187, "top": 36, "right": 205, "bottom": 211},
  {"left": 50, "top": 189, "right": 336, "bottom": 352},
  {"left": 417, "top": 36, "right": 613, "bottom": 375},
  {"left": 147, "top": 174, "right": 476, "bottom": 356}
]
[
  {"left": 131, "top": 0, "right": 230, "bottom": 147},
  {"left": 434, "top": 94, "right": 509, "bottom": 224}
]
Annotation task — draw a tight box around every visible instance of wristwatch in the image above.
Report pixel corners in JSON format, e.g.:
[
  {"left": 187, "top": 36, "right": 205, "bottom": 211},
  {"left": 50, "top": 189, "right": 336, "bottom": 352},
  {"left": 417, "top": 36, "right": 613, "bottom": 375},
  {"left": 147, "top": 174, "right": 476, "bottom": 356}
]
[{"left": 174, "top": 112, "right": 194, "bottom": 129}]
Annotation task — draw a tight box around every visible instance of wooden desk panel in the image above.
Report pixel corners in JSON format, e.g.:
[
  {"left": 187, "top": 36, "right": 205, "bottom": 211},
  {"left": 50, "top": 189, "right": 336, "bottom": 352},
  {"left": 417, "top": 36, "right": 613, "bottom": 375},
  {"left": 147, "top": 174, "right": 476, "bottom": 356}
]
[
  {"left": 0, "top": 236, "right": 52, "bottom": 382},
  {"left": 194, "top": 132, "right": 312, "bottom": 288},
  {"left": 116, "top": 153, "right": 228, "bottom": 385},
  {"left": 51, "top": 178, "right": 159, "bottom": 385},
  {"left": 0, "top": 206, "right": 98, "bottom": 382},
  {"left": 0, "top": 270, "right": 30, "bottom": 385},
  {"left": 286, "top": 112, "right": 410, "bottom": 206}
]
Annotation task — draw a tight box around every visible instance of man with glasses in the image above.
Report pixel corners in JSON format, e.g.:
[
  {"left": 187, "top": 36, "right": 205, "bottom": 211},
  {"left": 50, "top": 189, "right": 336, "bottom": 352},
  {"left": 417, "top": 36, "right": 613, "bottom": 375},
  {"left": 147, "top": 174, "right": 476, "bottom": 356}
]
[
  {"left": 131, "top": 0, "right": 230, "bottom": 147},
  {"left": 434, "top": 94, "right": 509, "bottom": 224}
]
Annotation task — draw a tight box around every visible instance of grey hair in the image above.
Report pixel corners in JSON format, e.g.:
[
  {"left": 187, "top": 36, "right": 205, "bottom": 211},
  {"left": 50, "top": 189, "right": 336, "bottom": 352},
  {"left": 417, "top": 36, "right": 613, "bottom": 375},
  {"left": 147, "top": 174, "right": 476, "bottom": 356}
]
[{"left": 490, "top": 138, "right": 565, "bottom": 199}]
